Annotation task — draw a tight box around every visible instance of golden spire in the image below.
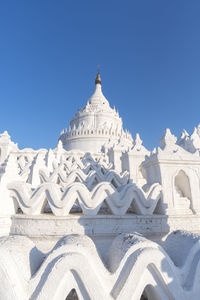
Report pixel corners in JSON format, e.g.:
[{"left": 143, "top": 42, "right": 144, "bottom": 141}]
[{"left": 95, "top": 65, "right": 101, "bottom": 85}]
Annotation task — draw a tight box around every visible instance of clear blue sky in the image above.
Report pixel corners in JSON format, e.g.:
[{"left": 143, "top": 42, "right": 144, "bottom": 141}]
[{"left": 0, "top": 0, "right": 200, "bottom": 150}]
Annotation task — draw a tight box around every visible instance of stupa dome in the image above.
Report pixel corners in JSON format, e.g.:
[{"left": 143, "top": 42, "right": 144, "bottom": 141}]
[{"left": 59, "top": 71, "right": 133, "bottom": 153}]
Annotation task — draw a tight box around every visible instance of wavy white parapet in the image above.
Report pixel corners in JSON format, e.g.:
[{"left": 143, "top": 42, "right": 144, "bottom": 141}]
[
  {"left": 0, "top": 232, "right": 199, "bottom": 300},
  {"left": 39, "top": 167, "right": 129, "bottom": 189},
  {"left": 10, "top": 151, "right": 114, "bottom": 185},
  {"left": 7, "top": 181, "right": 162, "bottom": 216}
]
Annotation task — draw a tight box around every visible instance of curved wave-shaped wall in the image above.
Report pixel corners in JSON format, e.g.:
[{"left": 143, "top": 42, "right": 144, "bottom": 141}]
[
  {"left": 8, "top": 181, "right": 162, "bottom": 216},
  {"left": 0, "top": 232, "right": 199, "bottom": 300}
]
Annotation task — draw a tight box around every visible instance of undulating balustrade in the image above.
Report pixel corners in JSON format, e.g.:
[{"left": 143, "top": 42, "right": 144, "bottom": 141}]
[
  {"left": 0, "top": 151, "right": 163, "bottom": 216},
  {"left": 0, "top": 232, "right": 199, "bottom": 300}
]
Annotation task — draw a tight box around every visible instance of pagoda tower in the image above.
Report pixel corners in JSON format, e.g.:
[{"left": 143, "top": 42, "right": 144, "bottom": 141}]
[{"left": 59, "top": 71, "right": 133, "bottom": 153}]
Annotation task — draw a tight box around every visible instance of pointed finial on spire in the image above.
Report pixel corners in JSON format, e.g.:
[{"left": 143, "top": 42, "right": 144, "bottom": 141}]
[{"left": 95, "top": 65, "right": 101, "bottom": 85}]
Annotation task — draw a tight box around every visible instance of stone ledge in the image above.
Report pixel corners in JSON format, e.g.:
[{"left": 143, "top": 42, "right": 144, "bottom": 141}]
[{"left": 10, "top": 214, "right": 200, "bottom": 238}]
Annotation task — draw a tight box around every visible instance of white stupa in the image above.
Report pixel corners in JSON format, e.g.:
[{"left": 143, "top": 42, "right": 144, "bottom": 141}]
[
  {"left": 0, "top": 72, "right": 200, "bottom": 299},
  {"left": 59, "top": 71, "right": 133, "bottom": 152}
]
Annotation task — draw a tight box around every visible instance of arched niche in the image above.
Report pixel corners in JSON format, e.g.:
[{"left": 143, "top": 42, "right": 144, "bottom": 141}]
[
  {"left": 174, "top": 170, "right": 192, "bottom": 212},
  {"left": 174, "top": 170, "right": 191, "bottom": 199}
]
